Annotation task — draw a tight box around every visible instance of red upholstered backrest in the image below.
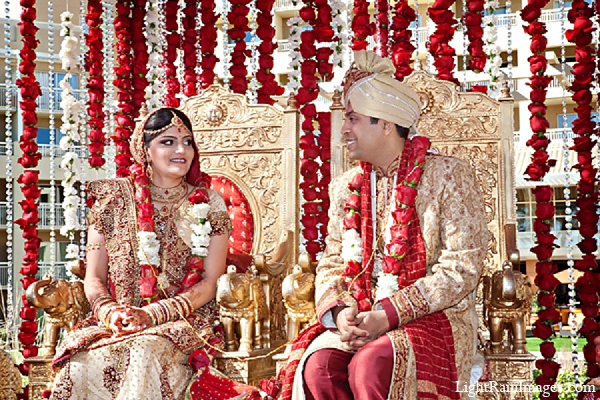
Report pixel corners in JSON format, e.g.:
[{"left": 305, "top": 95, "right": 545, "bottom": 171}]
[{"left": 211, "top": 176, "right": 254, "bottom": 272}]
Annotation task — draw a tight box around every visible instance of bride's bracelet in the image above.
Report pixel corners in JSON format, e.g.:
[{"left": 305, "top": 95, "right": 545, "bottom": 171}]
[
  {"left": 144, "top": 294, "right": 194, "bottom": 326},
  {"left": 91, "top": 293, "right": 119, "bottom": 327}
]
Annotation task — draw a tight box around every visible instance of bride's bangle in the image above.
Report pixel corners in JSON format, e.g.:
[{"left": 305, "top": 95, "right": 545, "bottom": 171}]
[
  {"left": 143, "top": 294, "right": 194, "bottom": 326},
  {"left": 92, "top": 293, "right": 118, "bottom": 327}
]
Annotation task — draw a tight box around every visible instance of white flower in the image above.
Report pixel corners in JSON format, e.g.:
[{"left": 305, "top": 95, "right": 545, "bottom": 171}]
[
  {"left": 341, "top": 229, "right": 362, "bottom": 262},
  {"left": 191, "top": 233, "right": 211, "bottom": 249},
  {"left": 192, "top": 247, "right": 209, "bottom": 257},
  {"left": 192, "top": 221, "right": 212, "bottom": 236},
  {"left": 137, "top": 231, "right": 160, "bottom": 266},
  {"left": 66, "top": 243, "right": 79, "bottom": 258},
  {"left": 192, "top": 203, "right": 211, "bottom": 220},
  {"left": 375, "top": 272, "right": 399, "bottom": 302}
]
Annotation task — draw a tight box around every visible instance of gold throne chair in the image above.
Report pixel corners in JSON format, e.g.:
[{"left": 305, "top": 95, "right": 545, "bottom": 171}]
[
  {"left": 180, "top": 85, "right": 301, "bottom": 385},
  {"left": 330, "top": 71, "right": 535, "bottom": 400}
]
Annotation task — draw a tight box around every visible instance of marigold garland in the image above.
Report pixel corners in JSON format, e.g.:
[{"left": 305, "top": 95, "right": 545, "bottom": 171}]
[
  {"left": 389, "top": 0, "right": 416, "bottom": 80},
  {"left": 84, "top": 0, "right": 106, "bottom": 168},
  {"left": 428, "top": 0, "right": 459, "bottom": 85},
  {"left": 164, "top": 0, "right": 181, "bottom": 107},
  {"left": 566, "top": 0, "right": 600, "bottom": 380}
]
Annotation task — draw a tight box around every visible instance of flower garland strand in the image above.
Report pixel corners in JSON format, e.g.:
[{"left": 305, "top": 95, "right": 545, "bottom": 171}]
[
  {"left": 521, "top": 0, "right": 555, "bottom": 182},
  {"left": 144, "top": 0, "right": 163, "bottom": 110},
  {"left": 374, "top": 0, "right": 389, "bottom": 56},
  {"left": 330, "top": 0, "right": 347, "bottom": 70},
  {"left": 350, "top": 0, "right": 374, "bottom": 50},
  {"left": 483, "top": 0, "right": 501, "bottom": 98},
  {"left": 182, "top": 0, "right": 197, "bottom": 97},
  {"left": 255, "top": 0, "right": 284, "bottom": 104},
  {"left": 227, "top": 0, "right": 252, "bottom": 94},
  {"left": 427, "top": 0, "right": 459, "bottom": 85},
  {"left": 130, "top": 0, "right": 149, "bottom": 113},
  {"left": 286, "top": 16, "right": 302, "bottom": 95},
  {"left": 316, "top": 112, "right": 331, "bottom": 246},
  {"left": 389, "top": 0, "right": 417, "bottom": 80},
  {"left": 15, "top": 0, "right": 43, "bottom": 387},
  {"left": 164, "top": 0, "right": 181, "bottom": 107},
  {"left": 530, "top": 186, "right": 561, "bottom": 397},
  {"left": 198, "top": 0, "right": 219, "bottom": 89},
  {"left": 464, "top": 0, "right": 486, "bottom": 73},
  {"left": 342, "top": 137, "right": 430, "bottom": 311},
  {"left": 85, "top": 0, "right": 106, "bottom": 168},
  {"left": 565, "top": 0, "right": 600, "bottom": 380},
  {"left": 58, "top": 11, "right": 86, "bottom": 278}
]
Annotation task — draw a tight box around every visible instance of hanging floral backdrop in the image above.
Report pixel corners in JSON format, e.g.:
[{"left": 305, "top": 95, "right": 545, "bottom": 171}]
[{"left": 5, "top": 0, "right": 600, "bottom": 397}]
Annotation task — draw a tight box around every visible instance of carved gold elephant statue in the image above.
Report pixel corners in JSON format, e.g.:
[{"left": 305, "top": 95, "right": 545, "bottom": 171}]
[
  {"left": 282, "top": 256, "right": 316, "bottom": 341},
  {"left": 0, "top": 349, "right": 21, "bottom": 400},
  {"left": 483, "top": 260, "right": 532, "bottom": 354},
  {"left": 216, "top": 265, "right": 268, "bottom": 352},
  {"left": 26, "top": 278, "right": 90, "bottom": 356}
]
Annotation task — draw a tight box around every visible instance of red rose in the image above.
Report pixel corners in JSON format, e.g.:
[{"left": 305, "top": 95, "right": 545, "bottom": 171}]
[
  {"left": 537, "top": 292, "right": 555, "bottom": 308},
  {"left": 344, "top": 194, "right": 360, "bottom": 211},
  {"left": 533, "top": 219, "right": 551, "bottom": 234},
  {"left": 344, "top": 260, "right": 361, "bottom": 276},
  {"left": 139, "top": 276, "right": 158, "bottom": 299},
  {"left": 581, "top": 303, "right": 599, "bottom": 318},
  {"left": 535, "top": 271, "right": 560, "bottom": 291},
  {"left": 181, "top": 271, "right": 201, "bottom": 288},
  {"left": 19, "top": 320, "right": 38, "bottom": 333},
  {"left": 535, "top": 359, "right": 560, "bottom": 378},
  {"left": 188, "top": 349, "right": 211, "bottom": 373},
  {"left": 539, "top": 341, "right": 556, "bottom": 359},
  {"left": 538, "top": 308, "right": 560, "bottom": 324},
  {"left": 388, "top": 240, "right": 409, "bottom": 258},
  {"left": 532, "top": 319, "right": 553, "bottom": 340},
  {"left": 20, "top": 306, "right": 37, "bottom": 320},
  {"left": 529, "top": 115, "right": 549, "bottom": 133},
  {"left": 535, "top": 203, "right": 555, "bottom": 220},
  {"left": 579, "top": 317, "right": 598, "bottom": 336},
  {"left": 21, "top": 276, "right": 37, "bottom": 290},
  {"left": 578, "top": 237, "right": 598, "bottom": 254},
  {"left": 357, "top": 299, "right": 371, "bottom": 312},
  {"left": 18, "top": 332, "right": 37, "bottom": 345},
  {"left": 396, "top": 186, "right": 417, "bottom": 206},
  {"left": 348, "top": 174, "right": 363, "bottom": 192},
  {"left": 584, "top": 342, "right": 597, "bottom": 362},
  {"left": 530, "top": 34, "right": 548, "bottom": 54},
  {"left": 343, "top": 212, "right": 361, "bottom": 231},
  {"left": 579, "top": 223, "right": 598, "bottom": 238},
  {"left": 389, "top": 224, "right": 409, "bottom": 242}
]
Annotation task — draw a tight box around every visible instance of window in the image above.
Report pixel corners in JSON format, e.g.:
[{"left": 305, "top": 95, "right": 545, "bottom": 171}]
[
  {"left": 36, "top": 128, "right": 64, "bottom": 146},
  {"left": 34, "top": 72, "right": 79, "bottom": 90},
  {"left": 558, "top": 113, "right": 598, "bottom": 129}
]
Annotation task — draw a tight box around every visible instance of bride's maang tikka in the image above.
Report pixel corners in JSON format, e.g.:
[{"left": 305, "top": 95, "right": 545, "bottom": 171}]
[{"left": 143, "top": 110, "right": 192, "bottom": 137}]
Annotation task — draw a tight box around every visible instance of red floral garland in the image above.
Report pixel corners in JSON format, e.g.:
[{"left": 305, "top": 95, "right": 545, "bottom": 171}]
[
  {"left": 427, "top": 0, "right": 459, "bottom": 85},
  {"left": 198, "top": 0, "right": 219, "bottom": 89},
  {"left": 343, "top": 137, "right": 430, "bottom": 311},
  {"left": 113, "top": 0, "right": 135, "bottom": 178},
  {"left": 130, "top": 163, "right": 211, "bottom": 303},
  {"left": 522, "top": 0, "right": 555, "bottom": 181},
  {"left": 85, "top": 0, "right": 106, "bottom": 168},
  {"left": 464, "top": 0, "right": 486, "bottom": 72},
  {"left": 316, "top": 112, "right": 331, "bottom": 243},
  {"left": 255, "top": 0, "right": 284, "bottom": 104},
  {"left": 130, "top": 0, "right": 149, "bottom": 113},
  {"left": 164, "top": 0, "right": 181, "bottom": 107},
  {"left": 374, "top": 0, "right": 389, "bottom": 56},
  {"left": 15, "top": 0, "right": 42, "bottom": 393},
  {"left": 182, "top": 0, "right": 198, "bottom": 97},
  {"left": 530, "top": 186, "right": 561, "bottom": 397},
  {"left": 389, "top": 0, "right": 416, "bottom": 80},
  {"left": 566, "top": 0, "right": 600, "bottom": 380},
  {"left": 350, "top": 0, "right": 374, "bottom": 50},
  {"left": 227, "top": 0, "right": 252, "bottom": 94}
]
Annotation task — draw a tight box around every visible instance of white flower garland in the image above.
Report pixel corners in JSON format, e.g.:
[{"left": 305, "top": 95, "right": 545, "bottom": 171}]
[
  {"left": 191, "top": 203, "right": 212, "bottom": 257},
  {"left": 341, "top": 229, "right": 362, "bottom": 262},
  {"left": 330, "top": 0, "right": 347, "bottom": 69},
  {"left": 137, "top": 231, "right": 161, "bottom": 266},
  {"left": 144, "top": 0, "right": 164, "bottom": 110},
  {"left": 483, "top": 0, "right": 502, "bottom": 99},
  {"left": 59, "top": 11, "right": 86, "bottom": 280},
  {"left": 286, "top": 16, "right": 303, "bottom": 94}
]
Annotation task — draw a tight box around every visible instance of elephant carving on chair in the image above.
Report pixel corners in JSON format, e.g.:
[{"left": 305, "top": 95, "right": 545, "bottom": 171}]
[
  {"left": 26, "top": 278, "right": 91, "bottom": 356},
  {"left": 483, "top": 260, "right": 533, "bottom": 354},
  {"left": 282, "top": 257, "right": 316, "bottom": 341},
  {"left": 216, "top": 265, "right": 268, "bottom": 352}
]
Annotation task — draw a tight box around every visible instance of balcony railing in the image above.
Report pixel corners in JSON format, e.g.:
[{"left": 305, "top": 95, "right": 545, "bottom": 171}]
[
  {"left": 0, "top": 262, "right": 70, "bottom": 288},
  {"left": 277, "top": 40, "right": 290, "bottom": 52},
  {"left": 0, "top": 202, "right": 85, "bottom": 229},
  {"left": 275, "top": 0, "right": 298, "bottom": 9},
  {"left": 0, "top": 142, "right": 89, "bottom": 158},
  {"left": 514, "top": 128, "right": 576, "bottom": 143},
  {"left": 0, "top": 84, "right": 17, "bottom": 110}
]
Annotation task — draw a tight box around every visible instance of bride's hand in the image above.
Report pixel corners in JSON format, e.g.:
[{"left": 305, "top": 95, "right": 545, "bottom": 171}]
[{"left": 109, "top": 307, "right": 152, "bottom": 336}]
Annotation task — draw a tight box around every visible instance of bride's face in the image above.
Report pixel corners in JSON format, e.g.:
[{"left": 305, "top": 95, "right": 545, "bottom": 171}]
[{"left": 147, "top": 126, "right": 195, "bottom": 185}]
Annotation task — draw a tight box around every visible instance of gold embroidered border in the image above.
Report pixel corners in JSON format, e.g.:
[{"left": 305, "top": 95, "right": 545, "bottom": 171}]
[
  {"left": 208, "top": 211, "right": 232, "bottom": 236},
  {"left": 387, "top": 329, "right": 410, "bottom": 399},
  {"left": 391, "top": 286, "right": 430, "bottom": 325}
]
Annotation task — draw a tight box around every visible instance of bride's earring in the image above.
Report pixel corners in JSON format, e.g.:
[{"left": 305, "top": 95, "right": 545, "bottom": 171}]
[{"left": 147, "top": 164, "right": 153, "bottom": 180}]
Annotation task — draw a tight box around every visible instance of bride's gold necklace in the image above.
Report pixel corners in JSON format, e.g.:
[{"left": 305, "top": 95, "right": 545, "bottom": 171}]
[{"left": 150, "top": 180, "right": 188, "bottom": 203}]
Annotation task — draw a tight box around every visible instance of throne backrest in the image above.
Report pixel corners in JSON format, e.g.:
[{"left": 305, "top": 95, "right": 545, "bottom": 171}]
[
  {"left": 180, "top": 85, "right": 301, "bottom": 268},
  {"left": 330, "top": 71, "right": 516, "bottom": 278}
]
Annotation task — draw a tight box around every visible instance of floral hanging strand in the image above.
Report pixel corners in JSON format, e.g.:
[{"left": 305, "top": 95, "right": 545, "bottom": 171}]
[
  {"left": 316, "top": 112, "right": 331, "bottom": 244},
  {"left": 182, "top": 0, "right": 198, "bottom": 97},
  {"left": 227, "top": 0, "right": 252, "bottom": 94},
  {"left": 15, "top": 0, "right": 43, "bottom": 384},
  {"left": 427, "top": 0, "right": 459, "bottom": 85},
  {"left": 130, "top": 0, "right": 149, "bottom": 113},
  {"left": 374, "top": 0, "right": 389, "bottom": 56},
  {"left": 482, "top": 0, "right": 501, "bottom": 98},
  {"left": 255, "top": 0, "right": 284, "bottom": 104},
  {"left": 565, "top": 0, "right": 600, "bottom": 380},
  {"left": 521, "top": 0, "right": 555, "bottom": 182},
  {"left": 530, "top": 186, "right": 561, "bottom": 396},
  {"left": 464, "top": 0, "right": 486, "bottom": 73},
  {"left": 85, "top": 0, "right": 107, "bottom": 168},
  {"left": 164, "top": 0, "right": 181, "bottom": 107},
  {"left": 198, "top": 0, "right": 219, "bottom": 89},
  {"left": 350, "top": 0, "right": 374, "bottom": 50},
  {"left": 144, "top": 0, "right": 163, "bottom": 110},
  {"left": 389, "top": 0, "right": 417, "bottom": 80}
]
